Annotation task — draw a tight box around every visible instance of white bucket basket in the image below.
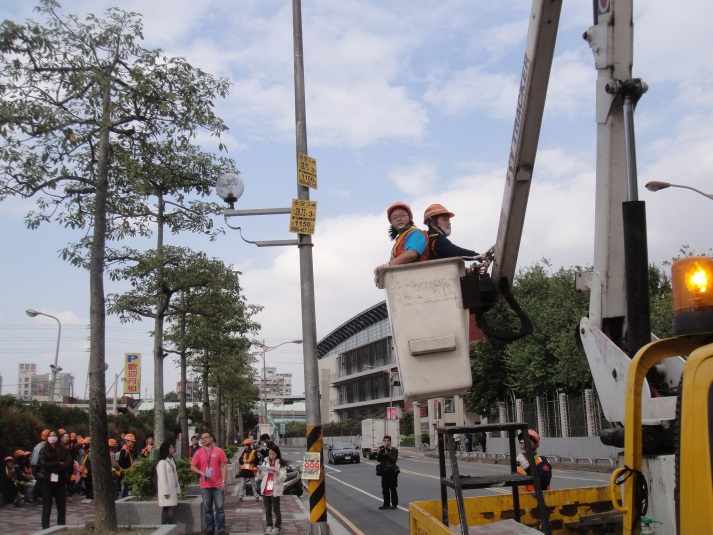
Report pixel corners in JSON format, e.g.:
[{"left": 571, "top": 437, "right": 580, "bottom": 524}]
[{"left": 376, "top": 257, "right": 473, "bottom": 402}]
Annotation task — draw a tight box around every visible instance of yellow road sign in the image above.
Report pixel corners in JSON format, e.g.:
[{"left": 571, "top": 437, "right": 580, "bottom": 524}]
[
  {"left": 289, "top": 198, "right": 317, "bottom": 235},
  {"left": 297, "top": 153, "right": 317, "bottom": 189}
]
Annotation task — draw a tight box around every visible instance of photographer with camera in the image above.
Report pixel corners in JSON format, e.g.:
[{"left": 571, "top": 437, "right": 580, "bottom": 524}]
[{"left": 376, "top": 436, "right": 399, "bottom": 510}]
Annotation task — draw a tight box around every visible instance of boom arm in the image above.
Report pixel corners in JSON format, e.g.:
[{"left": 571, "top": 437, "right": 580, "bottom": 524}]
[{"left": 491, "top": 0, "right": 563, "bottom": 289}]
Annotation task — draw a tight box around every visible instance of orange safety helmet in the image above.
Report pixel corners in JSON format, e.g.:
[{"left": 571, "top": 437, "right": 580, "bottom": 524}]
[
  {"left": 518, "top": 429, "right": 540, "bottom": 445},
  {"left": 108, "top": 438, "right": 118, "bottom": 447},
  {"left": 243, "top": 438, "right": 253, "bottom": 445},
  {"left": 58, "top": 428, "right": 66, "bottom": 435},
  {"left": 423, "top": 203, "right": 455, "bottom": 224},
  {"left": 41, "top": 429, "right": 50, "bottom": 440},
  {"left": 386, "top": 202, "right": 413, "bottom": 222},
  {"left": 124, "top": 433, "right": 136, "bottom": 442}
]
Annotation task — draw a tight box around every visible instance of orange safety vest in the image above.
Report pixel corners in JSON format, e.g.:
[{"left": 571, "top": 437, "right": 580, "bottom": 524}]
[
  {"left": 240, "top": 450, "right": 257, "bottom": 474},
  {"left": 517, "top": 455, "right": 551, "bottom": 492},
  {"left": 391, "top": 226, "right": 430, "bottom": 262}
]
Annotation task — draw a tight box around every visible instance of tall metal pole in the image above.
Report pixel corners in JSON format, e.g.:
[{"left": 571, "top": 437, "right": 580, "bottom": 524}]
[
  {"left": 26, "top": 309, "right": 62, "bottom": 403},
  {"left": 291, "top": 1, "right": 328, "bottom": 532}
]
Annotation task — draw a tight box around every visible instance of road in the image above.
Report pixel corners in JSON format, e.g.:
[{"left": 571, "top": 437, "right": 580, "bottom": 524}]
[{"left": 281, "top": 447, "right": 612, "bottom": 535}]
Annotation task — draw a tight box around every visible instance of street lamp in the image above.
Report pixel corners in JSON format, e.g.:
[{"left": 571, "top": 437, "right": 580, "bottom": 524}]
[
  {"left": 255, "top": 340, "right": 303, "bottom": 425},
  {"left": 26, "top": 308, "right": 62, "bottom": 404},
  {"left": 645, "top": 181, "right": 713, "bottom": 201}
]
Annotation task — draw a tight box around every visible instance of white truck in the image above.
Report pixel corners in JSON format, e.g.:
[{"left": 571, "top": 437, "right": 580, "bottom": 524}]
[{"left": 361, "top": 418, "right": 399, "bottom": 459}]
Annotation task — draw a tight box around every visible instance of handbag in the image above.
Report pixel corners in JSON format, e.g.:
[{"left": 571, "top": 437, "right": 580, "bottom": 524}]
[{"left": 375, "top": 463, "right": 383, "bottom": 476}]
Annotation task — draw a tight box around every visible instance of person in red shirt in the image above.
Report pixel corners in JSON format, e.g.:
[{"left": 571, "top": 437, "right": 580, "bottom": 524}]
[{"left": 190, "top": 431, "right": 228, "bottom": 535}]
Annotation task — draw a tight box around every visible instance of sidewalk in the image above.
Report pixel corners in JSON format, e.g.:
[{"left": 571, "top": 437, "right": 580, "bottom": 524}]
[{"left": 0, "top": 480, "right": 317, "bottom": 535}]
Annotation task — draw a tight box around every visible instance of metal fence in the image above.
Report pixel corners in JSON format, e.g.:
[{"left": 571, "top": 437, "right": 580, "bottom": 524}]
[{"left": 488, "top": 389, "right": 615, "bottom": 438}]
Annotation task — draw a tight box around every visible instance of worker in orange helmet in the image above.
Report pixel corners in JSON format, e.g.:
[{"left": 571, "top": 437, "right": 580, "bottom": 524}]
[
  {"left": 117, "top": 433, "right": 136, "bottom": 498},
  {"left": 423, "top": 204, "right": 481, "bottom": 260},
  {"left": 516, "top": 429, "right": 552, "bottom": 492},
  {"left": 377, "top": 202, "right": 430, "bottom": 274}
]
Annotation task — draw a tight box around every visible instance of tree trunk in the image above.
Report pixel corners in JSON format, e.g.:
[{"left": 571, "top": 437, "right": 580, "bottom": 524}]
[
  {"left": 202, "top": 354, "right": 211, "bottom": 432},
  {"left": 226, "top": 399, "right": 234, "bottom": 446},
  {"left": 216, "top": 379, "right": 223, "bottom": 446},
  {"left": 179, "top": 306, "right": 189, "bottom": 459},
  {"left": 237, "top": 406, "right": 244, "bottom": 442},
  {"left": 88, "top": 81, "right": 118, "bottom": 531},
  {"left": 153, "top": 195, "right": 167, "bottom": 448}
]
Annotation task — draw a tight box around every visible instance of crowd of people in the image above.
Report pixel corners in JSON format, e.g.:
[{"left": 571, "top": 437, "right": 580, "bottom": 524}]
[
  {"left": 0, "top": 428, "right": 158, "bottom": 530},
  {"left": 2, "top": 428, "right": 288, "bottom": 535}
]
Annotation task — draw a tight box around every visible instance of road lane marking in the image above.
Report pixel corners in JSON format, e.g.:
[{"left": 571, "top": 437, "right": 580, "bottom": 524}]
[
  {"left": 325, "top": 465, "right": 342, "bottom": 472},
  {"left": 327, "top": 502, "right": 367, "bottom": 535},
  {"left": 326, "top": 474, "right": 408, "bottom": 511}
]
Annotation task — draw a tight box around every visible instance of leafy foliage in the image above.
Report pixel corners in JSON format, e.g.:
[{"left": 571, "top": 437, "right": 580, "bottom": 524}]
[
  {"left": 122, "top": 456, "right": 196, "bottom": 500},
  {"left": 466, "top": 259, "right": 676, "bottom": 414}
]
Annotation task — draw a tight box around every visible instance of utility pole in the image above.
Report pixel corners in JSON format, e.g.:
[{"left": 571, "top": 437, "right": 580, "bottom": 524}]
[{"left": 291, "top": 1, "right": 328, "bottom": 532}]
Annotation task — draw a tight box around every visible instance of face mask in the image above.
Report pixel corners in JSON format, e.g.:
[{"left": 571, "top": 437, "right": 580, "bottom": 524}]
[{"left": 47, "top": 436, "right": 58, "bottom": 444}]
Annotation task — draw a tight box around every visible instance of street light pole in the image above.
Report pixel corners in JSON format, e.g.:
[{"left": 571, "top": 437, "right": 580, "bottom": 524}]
[
  {"left": 645, "top": 180, "right": 713, "bottom": 201},
  {"left": 26, "top": 309, "right": 62, "bottom": 404}
]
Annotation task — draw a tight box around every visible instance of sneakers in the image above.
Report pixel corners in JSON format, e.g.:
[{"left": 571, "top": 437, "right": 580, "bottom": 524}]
[
  {"left": 217, "top": 530, "right": 228, "bottom": 535},
  {"left": 265, "top": 528, "right": 280, "bottom": 535}
]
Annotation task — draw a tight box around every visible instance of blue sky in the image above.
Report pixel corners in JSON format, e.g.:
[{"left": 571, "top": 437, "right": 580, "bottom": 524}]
[{"left": 1, "top": 0, "right": 711, "bottom": 399}]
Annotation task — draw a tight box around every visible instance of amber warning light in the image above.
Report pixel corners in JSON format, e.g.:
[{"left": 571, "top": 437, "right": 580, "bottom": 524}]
[{"left": 672, "top": 256, "right": 713, "bottom": 335}]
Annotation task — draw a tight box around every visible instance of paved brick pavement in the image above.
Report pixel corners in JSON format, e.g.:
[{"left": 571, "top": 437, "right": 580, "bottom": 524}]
[{"left": 0, "top": 481, "right": 314, "bottom": 535}]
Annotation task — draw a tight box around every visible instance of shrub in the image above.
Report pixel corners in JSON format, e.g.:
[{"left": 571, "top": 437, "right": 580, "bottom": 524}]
[
  {"left": 176, "top": 458, "right": 197, "bottom": 498},
  {"left": 223, "top": 444, "right": 238, "bottom": 460},
  {"left": 122, "top": 456, "right": 197, "bottom": 500},
  {"left": 122, "top": 457, "right": 156, "bottom": 500}
]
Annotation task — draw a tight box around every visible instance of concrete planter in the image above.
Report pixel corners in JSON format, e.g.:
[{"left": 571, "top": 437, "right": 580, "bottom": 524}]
[
  {"left": 226, "top": 462, "right": 236, "bottom": 485},
  {"left": 116, "top": 495, "right": 204, "bottom": 535},
  {"left": 32, "top": 525, "right": 177, "bottom": 535},
  {"left": 184, "top": 483, "right": 201, "bottom": 497}
]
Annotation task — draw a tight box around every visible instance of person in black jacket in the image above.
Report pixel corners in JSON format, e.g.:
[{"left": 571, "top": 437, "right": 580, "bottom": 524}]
[
  {"left": 376, "top": 435, "right": 399, "bottom": 510},
  {"left": 423, "top": 204, "right": 481, "bottom": 260},
  {"left": 38, "top": 430, "right": 72, "bottom": 529}
]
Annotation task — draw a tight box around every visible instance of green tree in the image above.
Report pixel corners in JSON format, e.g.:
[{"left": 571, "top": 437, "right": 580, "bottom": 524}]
[
  {"left": 466, "top": 258, "right": 677, "bottom": 414},
  {"left": 161, "top": 257, "right": 261, "bottom": 453},
  {"left": 105, "top": 140, "right": 236, "bottom": 450},
  {"left": 0, "top": 3, "right": 229, "bottom": 530},
  {"left": 164, "top": 391, "right": 179, "bottom": 402}
]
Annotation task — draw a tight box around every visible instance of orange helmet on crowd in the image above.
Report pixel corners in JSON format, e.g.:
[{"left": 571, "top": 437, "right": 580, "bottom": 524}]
[
  {"left": 108, "top": 438, "right": 118, "bottom": 447},
  {"left": 518, "top": 429, "right": 540, "bottom": 445},
  {"left": 58, "top": 428, "right": 66, "bottom": 435},
  {"left": 243, "top": 438, "right": 253, "bottom": 446},
  {"left": 41, "top": 430, "right": 50, "bottom": 440},
  {"left": 124, "top": 433, "right": 136, "bottom": 442},
  {"left": 423, "top": 203, "right": 455, "bottom": 224},
  {"left": 386, "top": 202, "right": 413, "bottom": 222},
  {"left": 14, "top": 450, "right": 31, "bottom": 458}
]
